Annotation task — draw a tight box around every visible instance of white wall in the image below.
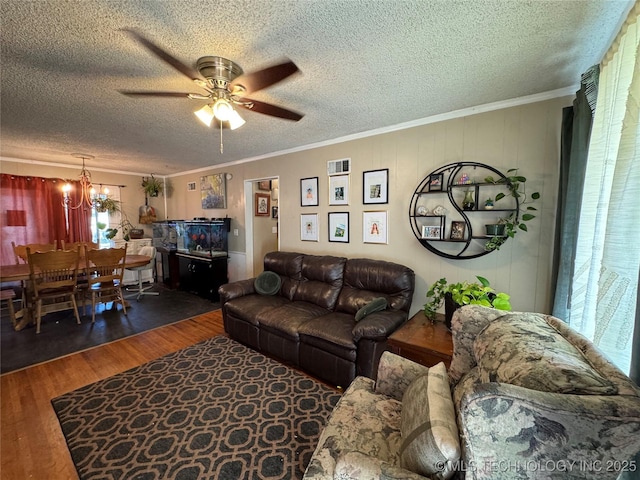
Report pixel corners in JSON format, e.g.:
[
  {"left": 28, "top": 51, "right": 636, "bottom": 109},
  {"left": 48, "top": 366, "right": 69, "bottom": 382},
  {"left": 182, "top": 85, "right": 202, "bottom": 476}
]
[{"left": 168, "top": 96, "right": 570, "bottom": 316}]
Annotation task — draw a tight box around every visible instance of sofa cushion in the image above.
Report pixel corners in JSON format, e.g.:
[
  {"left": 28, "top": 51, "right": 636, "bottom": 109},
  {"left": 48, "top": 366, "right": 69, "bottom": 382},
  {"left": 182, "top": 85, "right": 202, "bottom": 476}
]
[
  {"left": 355, "top": 297, "right": 388, "bottom": 321},
  {"left": 254, "top": 270, "right": 282, "bottom": 295},
  {"left": 448, "top": 305, "right": 507, "bottom": 386},
  {"left": 474, "top": 313, "right": 618, "bottom": 395},
  {"left": 336, "top": 258, "right": 415, "bottom": 314},
  {"left": 224, "top": 295, "right": 289, "bottom": 325},
  {"left": 305, "top": 376, "right": 403, "bottom": 478},
  {"left": 299, "top": 312, "right": 357, "bottom": 353},
  {"left": 335, "top": 451, "right": 426, "bottom": 480},
  {"left": 375, "top": 351, "right": 430, "bottom": 402},
  {"left": 293, "top": 255, "right": 346, "bottom": 310},
  {"left": 400, "top": 363, "right": 460, "bottom": 479},
  {"left": 263, "top": 251, "right": 304, "bottom": 300},
  {"left": 257, "top": 301, "right": 331, "bottom": 340}
]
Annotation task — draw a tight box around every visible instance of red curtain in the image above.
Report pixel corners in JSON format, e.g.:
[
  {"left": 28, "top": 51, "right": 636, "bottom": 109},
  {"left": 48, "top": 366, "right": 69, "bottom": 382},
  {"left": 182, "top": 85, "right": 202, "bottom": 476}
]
[{"left": 0, "top": 174, "right": 91, "bottom": 265}]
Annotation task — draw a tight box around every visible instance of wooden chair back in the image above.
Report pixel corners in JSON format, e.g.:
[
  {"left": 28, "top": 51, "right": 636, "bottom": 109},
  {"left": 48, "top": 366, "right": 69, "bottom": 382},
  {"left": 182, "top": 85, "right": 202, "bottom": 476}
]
[
  {"left": 12, "top": 242, "right": 56, "bottom": 264},
  {"left": 26, "top": 248, "right": 81, "bottom": 333},
  {"left": 60, "top": 241, "right": 100, "bottom": 256},
  {"left": 85, "top": 246, "right": 127, "bottom": 287},
  {"left": 27, "top": 248, "right": 81, "bottom": 293}
]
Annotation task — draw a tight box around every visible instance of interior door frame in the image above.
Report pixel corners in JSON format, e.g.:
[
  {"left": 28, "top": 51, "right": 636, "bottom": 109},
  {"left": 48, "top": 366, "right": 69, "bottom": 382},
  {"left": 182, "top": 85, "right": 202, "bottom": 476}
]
[{"left": 244, "top": 176, "right": 279, "bottom": 278}]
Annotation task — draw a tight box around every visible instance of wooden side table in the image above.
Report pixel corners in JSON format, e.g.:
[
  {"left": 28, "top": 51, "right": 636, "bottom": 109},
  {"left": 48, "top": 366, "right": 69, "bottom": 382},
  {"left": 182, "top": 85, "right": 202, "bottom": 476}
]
[{"left": 388, "top": 311, "right": 453, "bottom": 368}]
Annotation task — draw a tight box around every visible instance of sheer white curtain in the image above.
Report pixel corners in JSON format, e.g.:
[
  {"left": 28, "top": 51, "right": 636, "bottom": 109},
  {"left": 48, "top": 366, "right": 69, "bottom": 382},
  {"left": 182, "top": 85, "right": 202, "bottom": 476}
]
[{"left": 569, "top": 6, "right": 639, "bottom": 374}]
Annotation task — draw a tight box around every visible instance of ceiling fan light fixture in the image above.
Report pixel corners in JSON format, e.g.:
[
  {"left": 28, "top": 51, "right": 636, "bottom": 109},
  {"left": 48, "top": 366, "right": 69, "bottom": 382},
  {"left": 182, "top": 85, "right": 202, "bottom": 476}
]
[
  {"left": 194, "top": 104, "right": 215, "bottom": 127},
  {"left": 212, "top": 98, "right": 233, "bottom": 121},
  {"left": 228, "top": 110, "right": 246, "bottom": 130}
]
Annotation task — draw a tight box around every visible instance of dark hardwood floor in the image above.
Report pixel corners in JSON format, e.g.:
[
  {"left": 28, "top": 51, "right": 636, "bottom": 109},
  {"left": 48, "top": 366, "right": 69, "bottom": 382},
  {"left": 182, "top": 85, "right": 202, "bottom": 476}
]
[
  {"left": 1, "top": 310, "right": 226, "bottom": 480},
  {"left": 1, "top": 284, "right": 219, "bottom": 374}
]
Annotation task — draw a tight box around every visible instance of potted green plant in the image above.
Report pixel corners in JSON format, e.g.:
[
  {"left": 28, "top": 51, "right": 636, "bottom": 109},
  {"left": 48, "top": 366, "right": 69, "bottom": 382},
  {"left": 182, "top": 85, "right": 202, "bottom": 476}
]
[
  {"left": 94, "top": 197, "right": 120, "bottom": 214},
  {"left": 142, "top": 175, "right": 163, "bottom": 197},
  {"left": 105, "top": 218, "right": 144, "bottom": 241},
  {"left": 483, "top": 168, "right": 540, "bottom": 251},
  {"left": 424, "top": 276, "right": 511, "bottom": 329}
]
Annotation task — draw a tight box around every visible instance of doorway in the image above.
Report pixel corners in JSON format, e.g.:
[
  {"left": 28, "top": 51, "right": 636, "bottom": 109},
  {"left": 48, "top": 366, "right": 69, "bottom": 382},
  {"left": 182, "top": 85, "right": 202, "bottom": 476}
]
[{"left": 244, "top": 176, "right": 279, "bottom": 277}]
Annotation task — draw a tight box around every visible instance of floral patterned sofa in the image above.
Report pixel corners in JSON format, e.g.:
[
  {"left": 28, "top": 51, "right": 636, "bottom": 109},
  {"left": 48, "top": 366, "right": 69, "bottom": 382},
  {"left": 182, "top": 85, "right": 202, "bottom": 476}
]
[{"left": 303, "top": 305, "right": 640, "bottom": 480}]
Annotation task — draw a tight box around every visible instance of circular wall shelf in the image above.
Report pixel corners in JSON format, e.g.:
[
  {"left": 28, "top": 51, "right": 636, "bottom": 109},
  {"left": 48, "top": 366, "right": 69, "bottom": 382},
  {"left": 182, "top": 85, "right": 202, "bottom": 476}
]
[{"left": 409, "top": 162, "right": 520, "bottom": 259}]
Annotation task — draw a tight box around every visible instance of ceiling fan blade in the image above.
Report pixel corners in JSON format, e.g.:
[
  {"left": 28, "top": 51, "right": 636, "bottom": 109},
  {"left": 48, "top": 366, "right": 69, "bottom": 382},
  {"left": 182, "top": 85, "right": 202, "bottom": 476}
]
[
  {"left": 122, "top": 28, "right": 202, "bottom": 81},
  {"left": 230, "top": 60, "right": 299, "bottom": 95},
  {"left": 118, "top": 90, "right": 193, "bottom": 98},
  {"left": 236, "top": 98, "right": 304, "bottom": 121}
]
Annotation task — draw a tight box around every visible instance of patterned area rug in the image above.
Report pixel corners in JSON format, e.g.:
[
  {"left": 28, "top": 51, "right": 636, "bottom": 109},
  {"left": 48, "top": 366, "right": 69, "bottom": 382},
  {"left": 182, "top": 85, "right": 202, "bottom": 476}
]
[{"left": 52, "top": 336, "right": 341, "bottom": 480}]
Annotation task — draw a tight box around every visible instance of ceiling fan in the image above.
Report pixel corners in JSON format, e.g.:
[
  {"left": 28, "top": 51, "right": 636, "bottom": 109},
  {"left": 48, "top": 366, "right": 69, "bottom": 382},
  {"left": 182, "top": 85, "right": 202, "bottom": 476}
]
[{"left": 119, "top": 29, "right": 304, "bottom": 150}]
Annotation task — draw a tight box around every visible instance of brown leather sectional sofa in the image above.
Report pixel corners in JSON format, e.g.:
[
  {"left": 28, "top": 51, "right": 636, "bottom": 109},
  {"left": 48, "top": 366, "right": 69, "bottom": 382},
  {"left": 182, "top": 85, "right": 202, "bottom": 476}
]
[{"left": 218, "top": 251, "right": 415, "bottom": 387}]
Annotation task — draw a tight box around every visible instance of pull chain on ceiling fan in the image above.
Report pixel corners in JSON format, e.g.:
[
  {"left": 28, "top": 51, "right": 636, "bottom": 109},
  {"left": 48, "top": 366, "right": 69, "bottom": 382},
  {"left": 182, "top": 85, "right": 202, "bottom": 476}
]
[{"left": 118, "top": 29, "right": 304, "bottom": 153}]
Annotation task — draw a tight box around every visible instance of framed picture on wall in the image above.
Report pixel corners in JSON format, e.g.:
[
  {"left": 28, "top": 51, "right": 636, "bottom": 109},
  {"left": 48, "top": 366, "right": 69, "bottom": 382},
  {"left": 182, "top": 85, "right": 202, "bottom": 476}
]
[
  {"left": 272, "top": 206, "right": 279, "bottom": 219},
  {"left": 363, "top": 211, "right": 388, "bottom": 244},
  {"left": 329, "top": 175, "right": 349, "bottom": 205},
  {"left": 363, "top": 169, "right": 389, "bottom": 204},
  {"left": 255, "top": 193, "right": 270, "bottom": 216},
  {"left": 450, "top": 221, "right": 466, "bottom": 240},
  {"left": 301, "top": 177, "right": 319, "bottom": 206},
  {"left": 257, "top": 180, "right": 271, "bottom": 191},
  {"left": 428, "top": 173, "right": 443, "bottom": 192},
  {"left": 421, "top": 225, "right": 442, "bottom": 239},
  {"left": 301, "top": 214, "right": 319, "bottom": 241},
  {"left": 200, "top": 174, "right": 227, "bottom": 209},
  {"left": 328, "top": 212, "right": 349, "bottom": 243}
]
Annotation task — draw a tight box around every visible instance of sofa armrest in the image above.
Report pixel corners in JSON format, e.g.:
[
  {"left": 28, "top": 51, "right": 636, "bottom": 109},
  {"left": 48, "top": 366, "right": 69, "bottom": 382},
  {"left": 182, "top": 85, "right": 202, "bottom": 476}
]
[
  {"left": 456, "top": 379, "right": 640, "bottom": 480},
  {"left": 352, "top": 310, "right": 407, "bottom": 342},
  {"left": 375, "top": 351, "right": 430, "bottom": 401},
  {"left": 218, "top": 279, "right": 256, "bottom": 305},
  {"left": 335, "top": 451, "right": 428, "bottom": 480}
]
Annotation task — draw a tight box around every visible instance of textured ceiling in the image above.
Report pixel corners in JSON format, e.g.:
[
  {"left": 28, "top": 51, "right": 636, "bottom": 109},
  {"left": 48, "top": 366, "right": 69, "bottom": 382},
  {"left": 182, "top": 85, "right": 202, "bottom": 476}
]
[{"left": 0, "top": 0, "right": 632, "bottom": 176}]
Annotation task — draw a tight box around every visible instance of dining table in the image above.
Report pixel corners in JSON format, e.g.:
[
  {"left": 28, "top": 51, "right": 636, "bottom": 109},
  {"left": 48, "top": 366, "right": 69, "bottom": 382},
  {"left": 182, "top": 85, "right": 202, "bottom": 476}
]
[{"left": 0, "top": 254, "right": 152, "bottom": 331}]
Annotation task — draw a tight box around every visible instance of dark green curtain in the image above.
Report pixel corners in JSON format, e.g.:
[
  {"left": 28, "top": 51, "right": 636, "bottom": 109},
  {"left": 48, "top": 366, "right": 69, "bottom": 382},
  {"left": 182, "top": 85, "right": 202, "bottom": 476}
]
[{"left": 551, "top": 65, "right": 599, "bottom": 321}]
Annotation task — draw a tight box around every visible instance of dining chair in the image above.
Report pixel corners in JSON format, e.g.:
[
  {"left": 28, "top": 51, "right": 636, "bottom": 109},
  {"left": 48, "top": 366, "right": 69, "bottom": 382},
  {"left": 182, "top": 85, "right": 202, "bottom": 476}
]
[
  {"left": 26, "top": 247, "right": 81, "bottom": 334},
  {"left": 62, "top": 241, "right": 97, "bottom": 308},
  {"left": 0, "top": 289, "right": 17, "bottom": 328},
  {"left": 12, "top": 241, "right": 57, "bottom": 264},
  {"left": 85, "top": 245, "right": 128, "bottom": 323},
  {"left": 125, "top": 245, "right": 159, "bottom": 301},
  {"left": 11, "top": 241, "right": 58, "bottom": 315},
  {"left": 61, "top": 241, "right": 100, "bottom": 255}
]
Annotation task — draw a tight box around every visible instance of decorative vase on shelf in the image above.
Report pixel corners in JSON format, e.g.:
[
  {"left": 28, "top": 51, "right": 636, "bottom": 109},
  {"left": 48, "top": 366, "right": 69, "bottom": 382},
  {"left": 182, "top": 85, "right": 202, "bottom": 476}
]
[
  {"left": 485, "top": 224, "right": 506, "bottom": 236},
  {"left": 462, "top": 190, "right": 475, "bottom": 210}
]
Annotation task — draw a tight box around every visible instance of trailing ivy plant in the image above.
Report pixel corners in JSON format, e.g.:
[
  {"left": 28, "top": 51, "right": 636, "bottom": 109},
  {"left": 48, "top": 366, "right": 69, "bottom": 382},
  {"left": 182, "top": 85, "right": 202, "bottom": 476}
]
[
  {"left": 424, "top": 276, "right": 511, "bottom": 320},
  {"left": 483, "top": 168, "right": 540, "bottom": 251}
]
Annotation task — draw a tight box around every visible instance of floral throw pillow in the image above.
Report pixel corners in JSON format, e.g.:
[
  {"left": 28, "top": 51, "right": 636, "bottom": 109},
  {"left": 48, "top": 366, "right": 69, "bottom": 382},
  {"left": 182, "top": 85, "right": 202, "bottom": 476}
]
[{"left": 400, "top": 362, "right": 460, "bottom": 479}]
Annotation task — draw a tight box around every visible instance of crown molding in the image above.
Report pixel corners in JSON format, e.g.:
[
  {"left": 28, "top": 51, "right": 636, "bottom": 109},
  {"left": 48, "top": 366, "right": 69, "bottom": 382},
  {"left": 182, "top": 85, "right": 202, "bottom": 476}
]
[
  {"left": 0, "top": 157, "right": 154, "bottom": 178},
  {"left": 2, "top": 86, "right": 577, "bottom": 180},
  {"left": 168, "top": 86, "right": 577, "bottom": 178}
]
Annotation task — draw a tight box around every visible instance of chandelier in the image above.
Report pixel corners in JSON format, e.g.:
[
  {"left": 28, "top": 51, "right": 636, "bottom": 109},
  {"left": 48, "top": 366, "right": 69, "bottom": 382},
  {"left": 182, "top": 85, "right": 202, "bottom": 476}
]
[{"left": 62, "top": 154, "right": 109, "bottom": 210}]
